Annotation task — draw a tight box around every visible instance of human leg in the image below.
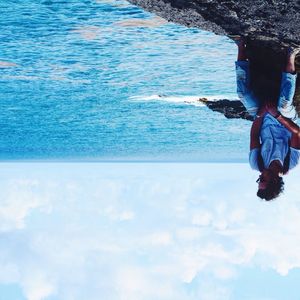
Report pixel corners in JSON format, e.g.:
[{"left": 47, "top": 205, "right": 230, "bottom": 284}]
[
  {"left": 277, "top": 47, "right": 299, "bottom": 120},
  {"left": 284, "top": 47, "right": 299, "bottom": 74},
  {"left": 235, "top": 38, "right": 259, "bottom": 117}
]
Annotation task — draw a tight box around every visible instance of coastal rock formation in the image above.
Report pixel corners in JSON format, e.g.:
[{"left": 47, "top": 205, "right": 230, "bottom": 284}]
[
  {"left": 128, "top": 0, "right": 300, "bottom": 117},
  {"left": 199, "top": 98, "right": 254, "bottom": 121}
]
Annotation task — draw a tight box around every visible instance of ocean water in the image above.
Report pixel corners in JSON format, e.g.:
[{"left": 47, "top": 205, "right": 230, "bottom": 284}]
[{"left": 0, "top": 0, "right": 252, "bottom": 161}]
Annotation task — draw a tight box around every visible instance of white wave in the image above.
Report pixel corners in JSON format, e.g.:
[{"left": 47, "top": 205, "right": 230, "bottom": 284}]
[{"left": 129, "top": 94, "right": 238, "bottom": 107}]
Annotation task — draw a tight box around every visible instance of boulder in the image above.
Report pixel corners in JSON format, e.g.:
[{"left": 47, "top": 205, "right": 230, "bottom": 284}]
[{"left": 128, "top": 0, "right": 300, "bottom": 118}]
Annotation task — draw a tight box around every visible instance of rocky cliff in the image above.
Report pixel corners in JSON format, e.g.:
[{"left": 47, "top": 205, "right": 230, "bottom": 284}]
[{"left": 128, "top": 0, "right": 300, "bottom": 119}]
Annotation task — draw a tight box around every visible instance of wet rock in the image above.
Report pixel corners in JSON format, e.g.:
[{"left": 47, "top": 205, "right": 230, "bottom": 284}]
[{"left": 128, "top": 0, "right": 300, "bottom": 118}]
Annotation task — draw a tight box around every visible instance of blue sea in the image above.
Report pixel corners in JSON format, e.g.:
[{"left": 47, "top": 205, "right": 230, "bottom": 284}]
[
  {"left": 2, "top": 3, "right": 300, "bottom": 298},
  {"left": 0, "top": 0, "right": 251, "bottom": 161}
]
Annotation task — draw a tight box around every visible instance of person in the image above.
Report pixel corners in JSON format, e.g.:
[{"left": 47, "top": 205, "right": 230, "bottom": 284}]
[{"left": 234, "top": 37, "right": 300, "bottom": 200}]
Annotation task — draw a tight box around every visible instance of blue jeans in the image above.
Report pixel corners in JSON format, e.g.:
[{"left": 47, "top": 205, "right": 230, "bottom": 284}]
[
  {"left": 278, "top": 72, "right": 298, "bottom": 120},
  {"left": 235, "top": 61, "right": 298, "bottom": 120}
]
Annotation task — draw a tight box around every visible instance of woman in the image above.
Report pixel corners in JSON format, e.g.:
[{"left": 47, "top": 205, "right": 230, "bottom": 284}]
[{"left": 235, "top": 37, "right": 300, "bottom": 200}]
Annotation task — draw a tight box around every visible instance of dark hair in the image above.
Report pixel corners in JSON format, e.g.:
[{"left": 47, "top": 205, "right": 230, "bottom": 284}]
[{"left": 257, "top": 175, "right": 284, "bottom": 201}]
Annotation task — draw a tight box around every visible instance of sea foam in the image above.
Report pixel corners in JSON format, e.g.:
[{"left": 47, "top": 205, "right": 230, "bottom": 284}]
[{"left": 129, "top": 94, "right": 238, "bottom": 107}]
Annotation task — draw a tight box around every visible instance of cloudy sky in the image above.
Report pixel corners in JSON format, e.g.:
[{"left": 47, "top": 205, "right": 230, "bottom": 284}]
[{"left": 0, "top": 163, "right": 300, "bottom": 300}]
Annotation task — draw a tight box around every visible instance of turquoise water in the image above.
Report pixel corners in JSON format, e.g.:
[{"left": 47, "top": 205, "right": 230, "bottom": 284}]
[{"left": 0, "top": 0, "right": 251, "bottom": 161}]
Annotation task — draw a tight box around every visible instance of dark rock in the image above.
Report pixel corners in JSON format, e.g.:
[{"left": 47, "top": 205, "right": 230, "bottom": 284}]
[
  {"left": 199, "top": 98, "right": 254, "bottom": 121},
  {"left": 128, "top": 0, "right": 300, "bottom": 118},
  {"left": 128, "top": 0, "right": 300, "bottom": 45}
]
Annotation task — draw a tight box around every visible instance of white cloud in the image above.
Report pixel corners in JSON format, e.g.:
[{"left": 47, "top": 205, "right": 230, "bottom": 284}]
[
  {"left": 0, "top": 163, "right": 300, "bottom": 299},
  {"left": 104, "top": 206, "right": 135, "bottom": 221},
  {"left": 213, "top": 265, "right": 236, "bottom": 280},
  {"left": 143, "top": 231, "right": 173, "bottom": 246},
  {"left": 22, "top": 275, "right": 55, "bottom": 300},
  {"left": 195, "top": 280, "right": 232, "bottom": 300},
  {"left": 192, "top": 210, "right": 212, "bottom": 226},
  {"left": 0, "top": 179, "right": 52, "bottom": 232},
  {"left": 176, "top": 226, "right": 202, "bottom": 240}
]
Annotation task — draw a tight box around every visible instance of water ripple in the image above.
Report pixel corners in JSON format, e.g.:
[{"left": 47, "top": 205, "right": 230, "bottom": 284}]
[{"left": 0, "top": 0, "right": 245, "bottom": 161}]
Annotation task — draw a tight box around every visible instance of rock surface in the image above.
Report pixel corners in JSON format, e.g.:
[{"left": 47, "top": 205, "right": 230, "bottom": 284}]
[
  {"left": 128, "top": 0, "right": 300, "bottom": 45},
  {"left": 128, "top": 0, "right": 300, "bottom": 118},
  {"left": 199, "top": 98, "right": 254, "bottom": 121}
]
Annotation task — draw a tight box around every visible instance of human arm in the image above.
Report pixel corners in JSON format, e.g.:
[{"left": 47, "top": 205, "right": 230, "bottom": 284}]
[
  {"left": 266, "top": 105, "right": 300, "bottom": 148},
  {"left": 290, "top": 128, "right": 300, "bottom": 149},
  {"left": 249, "top": 107, "right": 265, "bottom": 170},
  {"left": 276, "top": 114, "right": 300, "bottom": 135},
  {"left": 250, "top": 110, "right": 265, "bottom": 150},
  {"left": 276, "top": 114, "right": 300, "bottom": 149}
]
